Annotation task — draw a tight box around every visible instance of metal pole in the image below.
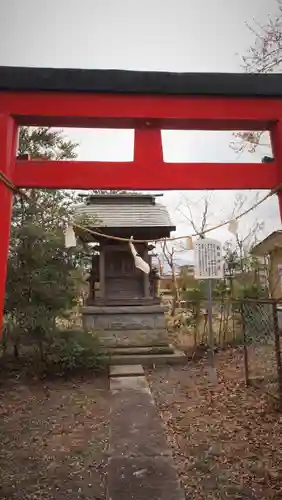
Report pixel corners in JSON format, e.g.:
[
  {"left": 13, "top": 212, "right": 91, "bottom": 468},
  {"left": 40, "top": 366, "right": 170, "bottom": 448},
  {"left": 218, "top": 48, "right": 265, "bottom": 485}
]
[
  {"left": 273, "top": 301, "right": 282, "bottom": 409},
  {"left": 207, "top": 279, "right": 217, "bottom": 383},
  {"left": 241, "top": 302, "right": 250, "bottom": 386}
]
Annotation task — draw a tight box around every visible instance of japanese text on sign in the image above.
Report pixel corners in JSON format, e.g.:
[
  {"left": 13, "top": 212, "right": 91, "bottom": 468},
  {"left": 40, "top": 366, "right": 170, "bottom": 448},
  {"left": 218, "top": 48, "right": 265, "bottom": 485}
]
[{"left": 194, "top": 238, "right": 223, "bottom": 280}]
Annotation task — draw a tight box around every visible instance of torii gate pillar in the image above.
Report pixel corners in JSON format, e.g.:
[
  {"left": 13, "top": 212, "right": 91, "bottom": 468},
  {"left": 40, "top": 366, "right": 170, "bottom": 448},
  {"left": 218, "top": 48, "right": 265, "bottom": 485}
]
[
  {"left": 0, "top": 115, "right": 18, "bottom": 330},
  {"left": 271, "top": 121, "right": 282, "bottom": 216}
]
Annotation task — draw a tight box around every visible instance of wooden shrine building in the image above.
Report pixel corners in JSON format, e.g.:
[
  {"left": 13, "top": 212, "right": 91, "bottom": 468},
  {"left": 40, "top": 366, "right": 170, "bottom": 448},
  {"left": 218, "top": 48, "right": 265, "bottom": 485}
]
[{"left": 75, "top": 193, "right": 175, "bottom": 348}]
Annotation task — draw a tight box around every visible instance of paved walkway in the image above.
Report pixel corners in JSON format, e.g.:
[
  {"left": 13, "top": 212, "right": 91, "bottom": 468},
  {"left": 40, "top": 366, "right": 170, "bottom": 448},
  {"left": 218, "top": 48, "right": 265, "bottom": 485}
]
[{"left": 108, "top": 365, "right": 185, "bottom": 500}]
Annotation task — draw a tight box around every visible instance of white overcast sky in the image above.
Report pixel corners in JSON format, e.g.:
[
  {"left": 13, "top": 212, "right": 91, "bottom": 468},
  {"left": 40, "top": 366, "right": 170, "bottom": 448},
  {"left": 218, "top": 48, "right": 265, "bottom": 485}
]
[{"left": 0, "top": 0, "right": 281, "bottom": 260}]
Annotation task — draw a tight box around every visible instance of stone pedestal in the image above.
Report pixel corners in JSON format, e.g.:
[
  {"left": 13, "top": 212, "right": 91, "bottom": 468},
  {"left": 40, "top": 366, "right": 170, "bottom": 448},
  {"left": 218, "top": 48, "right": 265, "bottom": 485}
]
[{"left": 81, "top": 304, "right": 169, "bottom": 347}]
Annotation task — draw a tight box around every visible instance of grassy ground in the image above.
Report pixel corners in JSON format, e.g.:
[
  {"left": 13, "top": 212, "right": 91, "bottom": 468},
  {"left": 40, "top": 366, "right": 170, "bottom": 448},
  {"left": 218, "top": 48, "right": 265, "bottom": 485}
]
[
  {"left": 147, "top": 348, "right": 282, "bottom": 500},
  {"left": 0, "top": 373, "right": 109, "bottom": 500}
]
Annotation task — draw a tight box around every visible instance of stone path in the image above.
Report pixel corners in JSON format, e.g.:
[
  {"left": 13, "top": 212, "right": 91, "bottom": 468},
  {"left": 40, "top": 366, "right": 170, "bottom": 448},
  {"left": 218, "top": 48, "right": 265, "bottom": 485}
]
[{"left": 108, "top": 365, "right": 185, "bottom": 500}]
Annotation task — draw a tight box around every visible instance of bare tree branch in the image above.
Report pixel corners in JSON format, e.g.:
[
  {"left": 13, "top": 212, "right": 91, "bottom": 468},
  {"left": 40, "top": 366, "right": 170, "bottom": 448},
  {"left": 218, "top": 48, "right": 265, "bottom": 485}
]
[
  {"left": 178, "top": 192, "right": 213, "bottom": 238},
  {"left": 232, "top": 1, "right": 282, "bottom": 154},
  {"left": 160, "top": 240, "right": 181, "bottom": 316},
  {"left": 231, "top": 194, "right": 265, "bottom": 256}
]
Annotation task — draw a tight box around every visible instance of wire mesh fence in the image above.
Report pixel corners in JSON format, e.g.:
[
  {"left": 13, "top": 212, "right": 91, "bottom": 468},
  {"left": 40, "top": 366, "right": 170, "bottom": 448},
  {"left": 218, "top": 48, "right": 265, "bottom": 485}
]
[
  {"left": 166, "top": 297, "right": 282, "bottom": 406},
  {"left": 240, "top": 300, "right": 282, "bottom": 405}
]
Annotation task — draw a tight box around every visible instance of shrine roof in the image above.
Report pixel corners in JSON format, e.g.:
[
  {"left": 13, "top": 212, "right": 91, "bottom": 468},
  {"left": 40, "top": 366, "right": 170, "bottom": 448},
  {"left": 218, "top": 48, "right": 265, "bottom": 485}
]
[
  {"left": 74, "top": 194, "right": 175, "bottom": 230},
  {"left": 0, "top": 66, "right": 282, "bottom": 97}
]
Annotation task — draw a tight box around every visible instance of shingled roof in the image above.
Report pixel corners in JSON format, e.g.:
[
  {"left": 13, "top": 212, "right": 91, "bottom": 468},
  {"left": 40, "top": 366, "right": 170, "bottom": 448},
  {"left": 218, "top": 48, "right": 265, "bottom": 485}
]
[
  {"left": 74, "top": 193, "right": 175, "bottom": 230},
  {"left": 251, "top": 231, "right": 282, "bottom": 256}
]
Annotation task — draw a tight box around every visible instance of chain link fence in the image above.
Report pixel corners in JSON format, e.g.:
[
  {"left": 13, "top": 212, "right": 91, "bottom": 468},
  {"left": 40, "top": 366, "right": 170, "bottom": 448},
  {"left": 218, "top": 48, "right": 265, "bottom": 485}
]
[
  {"left": 166, "top": 297, "right": 282, "bottom": 405},
  {"left": 240, "top": 299, "right": 282, "bottom": 405}
]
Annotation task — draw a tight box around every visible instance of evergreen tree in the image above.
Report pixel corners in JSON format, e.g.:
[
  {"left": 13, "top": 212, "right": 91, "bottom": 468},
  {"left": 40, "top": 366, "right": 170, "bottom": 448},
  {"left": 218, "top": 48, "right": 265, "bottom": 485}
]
[
  {"left": 4, "top": 127, "right": 83, "bottom": 358},
  {"left": 18, "top": 127, "right": 78, "bottom": 159}
]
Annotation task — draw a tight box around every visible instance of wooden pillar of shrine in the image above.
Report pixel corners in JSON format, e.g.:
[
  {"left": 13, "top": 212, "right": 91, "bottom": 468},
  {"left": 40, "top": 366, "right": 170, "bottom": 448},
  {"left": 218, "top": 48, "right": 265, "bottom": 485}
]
[
  {"left": 99, "top": 246, "right": 105, "bottom": 298},
  {"left": 143, "top": 246, "right": 150, "bottom": 298}
]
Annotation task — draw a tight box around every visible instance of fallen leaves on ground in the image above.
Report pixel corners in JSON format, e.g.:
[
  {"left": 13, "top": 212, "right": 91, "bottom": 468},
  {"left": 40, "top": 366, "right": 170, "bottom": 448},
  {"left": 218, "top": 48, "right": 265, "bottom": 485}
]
[
  {"left": 147, "top": 348, "right": 282, "bottom": 500},
  {"left": 0, "top": 375, "right": 109, "bottom": 500}
]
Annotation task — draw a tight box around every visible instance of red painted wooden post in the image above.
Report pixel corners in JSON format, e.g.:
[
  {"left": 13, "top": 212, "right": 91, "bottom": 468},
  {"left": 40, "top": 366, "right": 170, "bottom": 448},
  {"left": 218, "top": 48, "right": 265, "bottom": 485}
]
[
  {"left": 0, "top": 115, "right": 18, "bottom": 336},
  {"left": 270, "top": 121, "right": 282, "bottom": 221},
  {"left": 134, "top": 127, "right": 163, "bottom": 165}
]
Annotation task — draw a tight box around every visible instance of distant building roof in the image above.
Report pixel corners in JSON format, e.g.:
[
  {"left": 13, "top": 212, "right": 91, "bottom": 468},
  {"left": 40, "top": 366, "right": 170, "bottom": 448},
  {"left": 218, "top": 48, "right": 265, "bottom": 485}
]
[
  {"left": 74, "top": 193, "right": 175, "bottom": 230},
  {"left": 159, "top": 260, "right": 195, "bottom": 277},
  {"left": 251, "top": 230, "right": 282, "bottom": 256}
]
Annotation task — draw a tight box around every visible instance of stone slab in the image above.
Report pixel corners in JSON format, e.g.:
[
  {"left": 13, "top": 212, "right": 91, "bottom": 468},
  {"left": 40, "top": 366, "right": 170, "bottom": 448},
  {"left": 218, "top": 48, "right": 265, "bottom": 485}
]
[
  {"left": 108, "top": 345, "right": 174, "bottom": 356},
  {"left": 108, "top": 456, "right": 185, "bottom": 500},
  {"left": 96, "top": 329, "right": 169, "bottom": 347},
  {"left": 110, "top": 364, "right": 144, "bottom": 377},
  {"left": 108, "top": 368, "right": 185, "bottom": 499},
  {"left": 83, "top": 312, "right": 166, "bottom": 331},
  {"left": 110, "top": 389, "right": 171, "bottom": 458},
  {"left": 104, "top": 350, "right": 187, "bottom": 366},
  {"left": 81, "top": 304, "right": 166, "bottom": 314},
  {"left": 110, "top": 376, "right": 150, "bottom": 394}
]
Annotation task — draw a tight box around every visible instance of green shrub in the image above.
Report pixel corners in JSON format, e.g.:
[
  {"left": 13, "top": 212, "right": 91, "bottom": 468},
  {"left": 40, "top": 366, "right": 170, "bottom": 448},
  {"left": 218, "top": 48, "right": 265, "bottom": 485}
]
[
  {"left": 0, "top": 325, "right": 106, "bottom": 377},
  {"left": 45, "top": 328, "right": 105, "bottom": 372}
]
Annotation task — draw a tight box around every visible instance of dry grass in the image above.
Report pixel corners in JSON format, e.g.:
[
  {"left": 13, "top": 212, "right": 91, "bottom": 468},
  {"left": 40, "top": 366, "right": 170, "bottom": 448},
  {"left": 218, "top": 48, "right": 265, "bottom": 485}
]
[{"left": 166, "top": 308, "right": 243, "bottom": 356}]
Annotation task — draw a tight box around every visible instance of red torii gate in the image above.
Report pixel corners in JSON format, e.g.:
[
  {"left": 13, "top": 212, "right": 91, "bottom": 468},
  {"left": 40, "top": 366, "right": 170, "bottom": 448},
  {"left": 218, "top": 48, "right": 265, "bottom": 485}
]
[{"left": 1, "top": 67, "right": 282, "bottom": 331}]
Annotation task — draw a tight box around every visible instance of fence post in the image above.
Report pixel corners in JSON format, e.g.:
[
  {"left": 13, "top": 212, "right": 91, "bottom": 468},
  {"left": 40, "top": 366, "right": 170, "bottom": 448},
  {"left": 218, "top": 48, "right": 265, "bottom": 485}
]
[
  {"left": 241, "top": 302, "right": 250, "bottom": 386},
  {"left": 272, "top": 301, "right": 282, "bottom": 408}
]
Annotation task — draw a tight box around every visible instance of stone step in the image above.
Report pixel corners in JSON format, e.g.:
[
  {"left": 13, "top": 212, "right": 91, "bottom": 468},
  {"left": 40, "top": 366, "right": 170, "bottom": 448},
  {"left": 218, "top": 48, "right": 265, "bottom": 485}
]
[
  {"left": 103, "top": 350, "right": 187, "bottom": 366},
  {"left": 107, "top": 345, "right": 175, "bottom": 356},
  {"left": 98, "top": 329, "right": 169, "bottom": 348},
  {"left": 99, "top": 329, "right": 167, "bottom": 338},
  {"left": 89, "top": 298, "right": 161, "bottom": 306},
  {"left": 110, "top": 364, "right": 145, "bottom": 377},
  {"left": 82, "top": 304, "right": 165, "bottom": 314}
]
